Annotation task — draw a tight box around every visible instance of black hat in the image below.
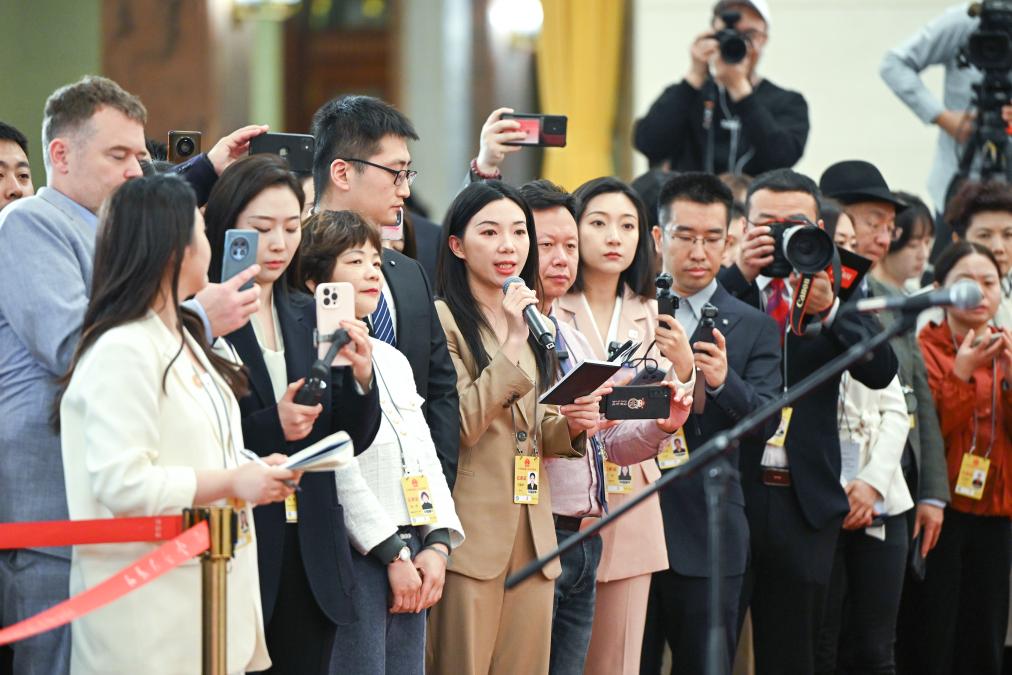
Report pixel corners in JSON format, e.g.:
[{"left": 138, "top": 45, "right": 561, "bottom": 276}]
[{"left": 819, "top": 160, "right": 906, "bottom": 210}]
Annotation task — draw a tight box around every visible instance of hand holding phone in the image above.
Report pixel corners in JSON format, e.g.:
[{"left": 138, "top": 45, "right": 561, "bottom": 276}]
[
  {"left": 221, "top": 230, "right": 259, "bottom": 291},
  {"left": 501, "top": 113, "right": 568, "bottom": 148},
  {"left": 314, "top": 282, "right": 356, "bottom": 366}
]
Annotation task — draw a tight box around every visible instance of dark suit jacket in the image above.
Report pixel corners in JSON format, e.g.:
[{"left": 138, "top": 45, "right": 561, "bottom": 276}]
[
  {"left": 226, "top": 283, "right": 381, "bottom": 627},
  {"left": 718, "top": 265, "right": 899, "bottom": 530},
  {"left": 657, "top": 284, "right": 783, "bottom": 577},
  {"left": 867, "top": 277, "right": 950, "bottom": 503},
  {"left": 381, "top": 248, "right": 461, "bottom": 490},
  {"left": 409, "top": 209, "right": 442, "bottom": 283}
]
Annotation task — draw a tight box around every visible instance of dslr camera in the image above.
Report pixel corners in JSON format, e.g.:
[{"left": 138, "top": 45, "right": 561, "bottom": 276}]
[
  {"left": 711, "top": 11, "right": 749, "bottom": 65},
  {"left": 760, "top": 217, "right": 836, "bottom": 279}
]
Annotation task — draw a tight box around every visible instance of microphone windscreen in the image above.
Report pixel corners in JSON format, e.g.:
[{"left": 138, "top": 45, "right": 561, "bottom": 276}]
[
  {"left": 502, "top": 276, "right": 525, "bottom": 294},
  {"left": 950, "top": 280, "right": 983, "bottom": 310}
]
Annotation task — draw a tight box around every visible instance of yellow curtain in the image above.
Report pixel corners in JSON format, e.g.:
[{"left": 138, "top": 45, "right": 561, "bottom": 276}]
[{"left": 537, "top": 0, "right": 626, "bottom": 191}]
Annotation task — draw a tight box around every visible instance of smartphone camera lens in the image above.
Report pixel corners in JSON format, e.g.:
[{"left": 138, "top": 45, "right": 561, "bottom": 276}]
[
  {"left": 175, "top": 137, "right": 196, "bottom": 158},
  {"left": 279, "top": 146, "right": 290, "bottom": 159},
  {"left": 229, "top": 239, "right": 248, "bottom": 261},
  {"left": 323, "top": 297, "right": 331, "bottom": 306}
]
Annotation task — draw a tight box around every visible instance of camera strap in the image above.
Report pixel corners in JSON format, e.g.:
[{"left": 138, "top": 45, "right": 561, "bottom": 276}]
[{"left": 788, "top": 248, "right": 841, "bottom": 337}]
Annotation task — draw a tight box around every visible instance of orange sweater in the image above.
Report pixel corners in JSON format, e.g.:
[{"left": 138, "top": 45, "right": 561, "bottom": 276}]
[{"left": 919, "top": 321, "right": 1012, "bottom": 517}]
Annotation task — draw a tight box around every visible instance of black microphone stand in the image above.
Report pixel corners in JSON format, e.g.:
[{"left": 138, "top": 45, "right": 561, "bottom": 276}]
[{"left": 506, "top": 307, "right": 918, "bottom": 675}]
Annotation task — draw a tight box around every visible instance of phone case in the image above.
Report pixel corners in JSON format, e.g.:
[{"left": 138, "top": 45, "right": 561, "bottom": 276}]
[
  {"left": 315, "top": 282, "right": 356, "bottom": 366},
  {"left": 221, "top": 230, "right": 258, "bottom": 291},
  {"left": 381, "top": 208, "right": 404, "bottom": 241},
  {"left": 502, "top": 114, "right": 568, "bottom": 148},
  {"left": 248, "top": 133, "right": 315, "bottom": 173}
]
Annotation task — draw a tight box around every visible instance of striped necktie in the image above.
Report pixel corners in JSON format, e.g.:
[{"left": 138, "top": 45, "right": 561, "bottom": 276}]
[{"left": 370, "top": 293, "right": 397, "bottom": 346}]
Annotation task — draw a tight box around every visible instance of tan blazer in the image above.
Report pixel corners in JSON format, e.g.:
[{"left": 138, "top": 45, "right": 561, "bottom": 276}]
[
  {"left": 435, "top": 300, "right": 583, "bottom": 581},
  {"left": 555, "top": 287, "right": 670, "bottom": 581},
  {"left": 61, "top": 312, "right": 269, "bottom": 674}
]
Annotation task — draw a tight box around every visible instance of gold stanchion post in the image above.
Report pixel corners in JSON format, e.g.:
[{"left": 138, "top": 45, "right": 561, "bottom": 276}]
[{"left": 184, "top": 506, "right": 236, "bottom": 675}]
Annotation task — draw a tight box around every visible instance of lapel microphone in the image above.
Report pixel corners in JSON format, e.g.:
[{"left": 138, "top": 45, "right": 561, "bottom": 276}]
[{"left": 502, "top": 276, "right": 556, "bottom": 350}]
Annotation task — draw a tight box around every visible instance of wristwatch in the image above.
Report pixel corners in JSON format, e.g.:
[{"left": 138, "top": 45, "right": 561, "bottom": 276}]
[{"left": 391, "top": 546, "right": 411, "bottom": 564}]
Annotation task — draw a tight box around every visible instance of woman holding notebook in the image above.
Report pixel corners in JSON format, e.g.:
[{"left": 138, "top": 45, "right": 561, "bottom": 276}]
[{"left": 203, "top": 155, "right": 381, "bottom": 674}]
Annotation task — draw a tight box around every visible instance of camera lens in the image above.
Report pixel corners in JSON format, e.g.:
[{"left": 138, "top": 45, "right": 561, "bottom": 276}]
[
  {"left": 175, "top": 137, "right": 195, "bottom": 157},
  {"left": 719, "top": 34, "right": 748, "bottom": 64},
  {"left": 784, "top": 226, "right": 835, "bottom": 275}
]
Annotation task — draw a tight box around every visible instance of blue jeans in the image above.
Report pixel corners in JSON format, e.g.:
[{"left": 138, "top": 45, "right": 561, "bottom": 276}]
[{"left": 549, "top": 527, "right": 603, "bottom": 675}]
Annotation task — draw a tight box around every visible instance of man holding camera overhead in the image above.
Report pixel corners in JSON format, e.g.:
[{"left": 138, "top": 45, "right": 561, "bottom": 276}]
[
  {"left": 640, "top": 173, "right": 782, "bottom": 675},
  {"left": 633, "top": 0, "right": 809, "bottom": 176},
  {"left": 718, "top": 169, "right": 898, "bottom": 674}
]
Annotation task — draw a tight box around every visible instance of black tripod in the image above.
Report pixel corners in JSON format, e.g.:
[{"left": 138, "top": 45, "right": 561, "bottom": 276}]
[{"left": 506, "top": 308, "right": 917, "bottom": 675}]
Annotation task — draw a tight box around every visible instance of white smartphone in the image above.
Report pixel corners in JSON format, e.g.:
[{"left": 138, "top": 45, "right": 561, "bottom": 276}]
[{"left": 315, "top": 282, "right": 355, "bottom": 366}]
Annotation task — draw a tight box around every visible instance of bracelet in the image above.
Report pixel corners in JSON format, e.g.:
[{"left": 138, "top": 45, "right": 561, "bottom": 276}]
[
  {"left": 425, "top": 545, "right": 450, "bottom": 559},
  {"left": 470, "top": 158, "right": 502, "bottom": 180}
]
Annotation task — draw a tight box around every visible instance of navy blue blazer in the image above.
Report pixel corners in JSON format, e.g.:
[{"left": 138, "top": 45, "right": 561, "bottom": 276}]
[
  {"left": 657, "top": 283, "right": 783, "bottom": 577},
  {"left": 227, "top": 283, "right": 381, "bottom": 627},
  {"left": 717, "top": 265, "right": 898, "bottom": 530}
]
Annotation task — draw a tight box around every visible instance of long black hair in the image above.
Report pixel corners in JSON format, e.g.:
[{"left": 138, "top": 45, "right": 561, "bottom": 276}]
[
  {"left": 569, "top": 176, "right": 656, "bottom": 298},
  {"left": 204, "top": 154, "right": 305, "bottom": 287},
  {"left": 436, "top": 180, "right": 555, "bottom": 389},
  {"left": 53, "top": 175, "right": 248, "bottom": 429}
]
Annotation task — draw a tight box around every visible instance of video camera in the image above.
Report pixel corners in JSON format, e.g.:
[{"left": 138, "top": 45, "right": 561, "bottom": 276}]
[
  {"left": 760, "top": 217, "right": 836, "bottom": 279},
  {"left": 955, "top": 1, "right": 1012, "bottom": 183},
  {"left": 656, "top": 273, "right": 679, "bottom": 329},
  {"left": 712, "top": 11, "right": 749, "bottom": 65}
]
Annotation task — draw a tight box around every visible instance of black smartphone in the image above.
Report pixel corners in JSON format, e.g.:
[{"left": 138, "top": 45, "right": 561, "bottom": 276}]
[
  {"left": 168, "top": 131, "right": 201, "bottom": 163},
  {"left": 502, "top": 113, "right": 568, "bottom": 148},
  {"left": 249, "top": 132, "right": 315, "bottom": 173},
  {"left": 601, "top": 385, "right": 671, "bottom": 420},
  {"left": 909, "top": 532, "right": 926, "bottom": 581}
]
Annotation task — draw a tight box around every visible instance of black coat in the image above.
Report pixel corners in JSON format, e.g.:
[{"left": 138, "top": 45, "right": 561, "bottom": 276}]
[
  {"left": 380, "top": 248, "right": 461, "bottom": 490},
  {"left": 657, "top": 284, "right": 783, "bottom": 577},
  {"left": 717, "top": 265, "right": 898, "bottom": 529},
  {"left": 227, "top": 283, "right": 381, "bottom": 626}
]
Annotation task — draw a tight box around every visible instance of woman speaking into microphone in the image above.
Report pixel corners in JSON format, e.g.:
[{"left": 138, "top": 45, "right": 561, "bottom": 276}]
[
  {"left": 425, "top": 180, "right": 608, "bottom": 675},
  {"left": 56, "top": 174, "right": 297, "bottom": 674}
]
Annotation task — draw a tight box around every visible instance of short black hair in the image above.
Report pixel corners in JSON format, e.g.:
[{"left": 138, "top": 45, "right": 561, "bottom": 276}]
[
  {"left": 657, "top": 172, "right": 733, "bottom": 228},
  {"left": 746, "top": 168, "right": 821, "bottom": 218},
  {"left": 310, "top": 95, "right": 419, "bottom": 207},
  {"left": 145, "top": 138, "right": 167, "bottom": 162},
  {"left": 943, "top": 180, "right": 1012, "bottom": 239},
  {"left": 519, "top": 179, "right": 577, "bottom": 219},
  {"left": 818, "top": 197, "right": 844, "bottom": 238},
  {"left": 891, "top": 191, "right": 934, "bottom": 252},
  {"left": 0, "top": 122, "right": 29, "bottom": 158}
]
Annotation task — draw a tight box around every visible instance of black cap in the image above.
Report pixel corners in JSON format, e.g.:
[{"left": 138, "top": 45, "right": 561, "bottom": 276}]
[{"left": 819, "top": 160, "right": 906, "bottom": 210}]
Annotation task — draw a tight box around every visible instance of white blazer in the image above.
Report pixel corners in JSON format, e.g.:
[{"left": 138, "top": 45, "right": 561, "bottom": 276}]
[
  {"left": 61, "top": 311, "right": 269, "bottom": 674},
  {"left": 838, "top": 373, "right": 914, "bottom": 524},
  {"left": 341, "top": 339, "right": 464, "bottom": 554}
]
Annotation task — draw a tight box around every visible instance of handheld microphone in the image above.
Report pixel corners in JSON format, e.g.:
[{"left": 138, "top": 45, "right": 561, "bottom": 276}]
[
  {"left": 502, "top": 276, "right": 556, "bottom": 350},
  {"left": 852, "top": 280, "right": 982, "bottom": 314}
]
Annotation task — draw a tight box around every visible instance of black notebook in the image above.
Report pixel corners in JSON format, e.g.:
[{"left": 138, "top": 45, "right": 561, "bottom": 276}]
[{"left": 538, "top": 360, "right": 622, "bottom": 406}]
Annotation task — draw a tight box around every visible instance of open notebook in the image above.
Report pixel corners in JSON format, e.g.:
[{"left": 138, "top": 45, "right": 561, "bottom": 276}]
[{"left": 281, "top": 431, "right": 354, "bottom": 472}]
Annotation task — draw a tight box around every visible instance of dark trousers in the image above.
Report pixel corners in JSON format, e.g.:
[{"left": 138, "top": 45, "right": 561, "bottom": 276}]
[
  {"left": 0, "top": 549, "right": 70, "bottom": 675},
  {"left": 330, "top": 527, "right": 425, "bottom": 675},
  {"left": 549, "top": 528, "right": 603, "bottom": 675},
  {"left": 640, "top": 569, "right": 743, "bottom": 675},
  {"left": 741, "top": 483, "right": 843, "bottom": 675},
  {"left": 896, "top": 508, "right": 1010, "bottom": 675},
  {"left": 263, "top": 525, "right": 337, "bottom": 675},
  {"left": 816, "top": 514, "right": 909, "bottom": 675}
]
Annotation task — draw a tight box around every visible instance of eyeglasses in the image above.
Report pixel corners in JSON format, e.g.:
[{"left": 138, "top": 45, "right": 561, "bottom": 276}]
[
  {"left": 664, "top": 226, "right": 726, "bottom": 251},
  {"left": 340, "top": 158, "right": 418, "bottom": 186},
  {"left": 851, "top": 213, "right": 902, "bottom": 242}
]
